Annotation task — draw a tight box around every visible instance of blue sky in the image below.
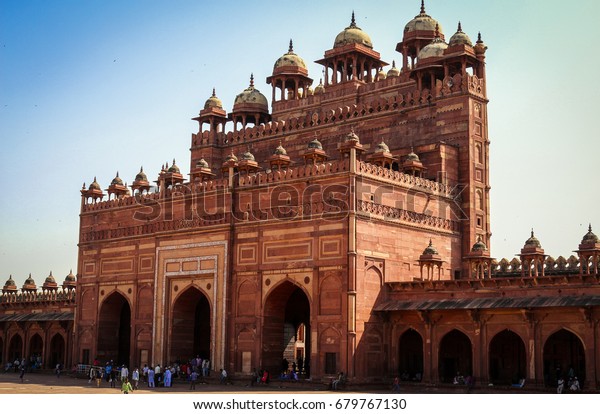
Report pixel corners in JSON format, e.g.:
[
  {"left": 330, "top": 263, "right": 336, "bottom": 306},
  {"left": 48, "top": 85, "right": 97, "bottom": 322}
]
[{"left": 1, "top": 0, "right": 599, "bottom": 288}]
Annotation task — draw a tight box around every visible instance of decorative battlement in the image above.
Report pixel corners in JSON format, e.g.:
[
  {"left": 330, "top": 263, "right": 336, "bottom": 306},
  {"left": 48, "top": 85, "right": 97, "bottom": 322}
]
[{"left": 0, "top": 288, "right": 76, "bottom": 305}]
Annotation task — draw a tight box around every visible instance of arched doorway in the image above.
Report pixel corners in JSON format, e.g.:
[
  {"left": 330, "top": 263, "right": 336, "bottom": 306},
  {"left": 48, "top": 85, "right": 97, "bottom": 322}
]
[
  {"left": 97, "top": 291, "right": 131, "bottom": 366},
  {"left": 489, "top": 330, "right": 526, "bottom": 385},
  {"left": 8, "top": 334, "right": 23, "bottom": 362},
  {"left": 262, "top": 281, "right": 310, "bottom": 377},
  {"left": 29, "top": 333, "right": 44, "bottom": 367},
  {"left": 398, "top": 329, "right": 423, "bottom": 381},
  {"left": 49, "top": 334, "right": 65, "bottom": 368},
  {"left": 170, "top": 286, "right": 211, "bottom": 363},
  {"left": 438, "top": 329, "right": 472, "bottom": 383},
  {"left": 543, "top": 329, "right": 585, "bottom": 386}
]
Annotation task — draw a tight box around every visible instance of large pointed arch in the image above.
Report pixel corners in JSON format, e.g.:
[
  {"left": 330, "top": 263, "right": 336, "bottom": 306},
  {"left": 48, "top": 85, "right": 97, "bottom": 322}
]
[
  {"left": 398, "top": 328, "right": 424, "bottom": 381},
  {"left": 543, "top": 328, "right": 585, "bottom": 386},
  {"left": 438, "top": 329, "right": 472, "bottom": 383},
  {"left": 97, "top": 290, "right": 131, "bottom": 366},
  {"left": 169, "top": 285, "right": 211, "bottom": 363},
  {"left": 262, "top": 279, "right": 311, "bottom": 377},
  {"left": 489, "top": 329, "right": 526, "bottom": 385},
  {"left": 29, "top": 333, "right": 44, "bottom": 361},
  {"left": 49, "top": 333, "right": 66, "bottom": 368},
  {"left": 8, "top": 333, "right": 23, "bottom": 362}
]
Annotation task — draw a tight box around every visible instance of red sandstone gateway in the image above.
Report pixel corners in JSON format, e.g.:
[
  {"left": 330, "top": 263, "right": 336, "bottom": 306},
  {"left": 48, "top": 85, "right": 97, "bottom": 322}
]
[{"left": 2, "top": 3, "right": 599, "bottom": 390}]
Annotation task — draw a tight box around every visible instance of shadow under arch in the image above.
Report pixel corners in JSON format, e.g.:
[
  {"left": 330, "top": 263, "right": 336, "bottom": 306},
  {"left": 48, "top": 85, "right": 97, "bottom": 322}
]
[
  {"left": 262, "top": 279, "right": 311, "bottom": 378},
  {"left": 398, "top": 328, "right": 423, "bottom": 381},
  {"left": 97, "top": 290, "right": 131, "bottom": 366},
  {"left": 8, "top": 333, "right": 23, "bottom": 362},
  {"left": 169, "top": 285, "right": 211, "bottom": 364},
  {"left": 489, "top": 329, "right": 526, "bottom": 385},
  {"left": 49, "top": 333, "right": 66, "bottom": 369},
  {"left": 438, "top": 329, "right": 472, "bottom": 383},
  {"left": 543, "top": 328, "right": 585, "bottom": 386}
]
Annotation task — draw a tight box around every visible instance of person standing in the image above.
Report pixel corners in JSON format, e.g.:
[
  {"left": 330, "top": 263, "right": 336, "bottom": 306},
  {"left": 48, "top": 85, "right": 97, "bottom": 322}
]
[
  {"left": 142, "top": 364, "right": 148, "bottom": 383},
  {"left": 163, "top": 366, "right": 172, "bottom": 387},
  {"left": 557, "top": 377, "right": 565, "bottom": 394},
  {"left": 219, "top": 368, "right": 228, "bottom": 385},
  {"left": 19, "top": 364, "right": 26, "bottom": 383},
  {"left": 154, "top": 364, "right": 162, "bottom": 386},
  {"left": 147, "top": 367, "right": 155, "bottom": 388},
  {"left": 121, "top": 377, "right": 133, "bottom": 394},
  {"left": 190, "top": 369, "right": 198, "bottom": 390},
  {"left": 55, "top": 363, "right": 61, "bottom": 378},
  {"left": 89, "top": 366, "right": 96, "bottom": 384},
  {"left": 95, "top": 368, "right": 102, "bottom": 388},
  {"left": 132, "top": 368, "right": 140, "bottom": 390},
  {"left": 120, "top": 365, "right": 129, "bottom": 383}
]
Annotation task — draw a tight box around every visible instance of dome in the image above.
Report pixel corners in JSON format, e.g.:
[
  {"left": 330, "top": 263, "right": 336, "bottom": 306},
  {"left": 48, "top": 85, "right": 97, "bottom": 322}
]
[
  {"left": 167, "top": 159, "right": 180, "bottom": 174},
  {"left": 233, "top": 74, "right": 269, "bottom": 112},
  {"left": 418, "top": 26, "right": 447, "bottom": 60},
  {"left": 375, "top": 141, "right": 390, "bottom": 153},
  {"left": 345, "top": 129, "right": 360, "bottom": 143},
  {"left": 135, "top": 167, "right": 148, "bottom": 182},
  {"left": 524, "top": 230, "right": 542, "bottom": 248},
  {"left": 65, "top": 269, "right": 76, "bottom": 282},
  {"left": 474, "top": 32, "right": 488, "bottom": 55},
  {"left": 376, "top": 68, "right": 387, "bottom": 81},
  {"left": 23, "top": 273, "right": 37, "bottom": 290},
  {"left": 273, "top": 39, "right": 307, "bottom": 71},
  {"left": 387, "top": 60, "right": 400, "bottom": 77},
  {"left": 204, "top": 88, "right": 223, "bottom": 110},
  {"left": 405, "top": 150, "right": 420, "bottom": 162},
  {"left": 89, "top": 177, "right": 101, "bottom": 191},
  {"left": 422, "top": 240, "right": 439, "bottom": 255},
  {"left": 225, "top": 152, "right": 238, "bottom": 163},
  {"left": 4, "top": 275, "right": 16, "bottom": 288},
  {"left": 274, "top": 143, "right": 287, "bottom": 156},
  {"left": 472, "top": 236, "right": 487, "bottom": 252},
  {"left": 196, "top": 158, "right": 209, "bottom": 169},
  {"left": 334, "top": 12, "right": 373, "bottom": 49},
  {"left": 314, "top": 79, "right": 325, "bottom": 95},
  {"left": 581, "top": 224, "right": 599, "bottom": 245},
  {"left": 404, "top": 1, "right": 443, "bottom": 34},
  {"left": 240, "top": 150, "right": 255, "bottom": 161},
  {"left": 308, "top": 138, "right": 323, "bottom": 150},
  {"left": 111, "top": 172, "right": 123, "bottom": 186},
  {"left": 448, "top": 22, "right": 472, "bottom": 47},
  {"left": 45, "top": 271, "right": 56, "bottom": 284}
]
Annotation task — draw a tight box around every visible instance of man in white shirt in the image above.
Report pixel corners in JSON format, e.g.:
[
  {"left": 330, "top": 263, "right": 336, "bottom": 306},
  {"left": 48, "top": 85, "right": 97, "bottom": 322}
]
[{"left": 120, "top": 365, "right": 129, "bottom": 383}]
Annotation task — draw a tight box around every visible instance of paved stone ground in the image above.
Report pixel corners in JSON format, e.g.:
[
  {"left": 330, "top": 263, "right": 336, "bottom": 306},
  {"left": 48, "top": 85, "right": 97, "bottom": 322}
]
[{"left": 0, "top": 371, "right": 571, "bottom": 394}]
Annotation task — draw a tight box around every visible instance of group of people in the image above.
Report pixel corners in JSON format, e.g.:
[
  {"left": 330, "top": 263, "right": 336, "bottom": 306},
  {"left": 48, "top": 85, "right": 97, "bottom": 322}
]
[{"left": 557, "top": 376, "right": 581, "bottom": 393}]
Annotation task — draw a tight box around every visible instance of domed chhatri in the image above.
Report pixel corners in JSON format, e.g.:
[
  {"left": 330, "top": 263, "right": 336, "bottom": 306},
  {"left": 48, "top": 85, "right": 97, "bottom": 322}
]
[
  {"left": 345, "top": 128, "right": 360, "bottom": 143},
  {"left": 314, "top": 79, "right": 325, "bottom": 95},
  {"left": 225, "top": 152, "right": 238, "bottom": 163},
  {"left": 63, "top": 269, "right": 77, "bottom": 290},
  {"left": 2, "top": 275, "right": 18, "bottom": 293},
  {"left": 422, "top": 239, "right": 439, "bottom": 256},
  {"left": 240, "top": 150, "right": 256, "bottom": 162},
  {"left": 387, "top": 60, "right": 400, "bottom": 77},
  {"left": 524, "top": 229, "right": 542, "bottom": 249},
  {"left": 404, "top": 0, "right": 443, "bottom": 35},
  {"left": 274, "top": 143, "right": 287, "bottom": 156},
  {"left": 375, "top": 141, "right": 390, "bottom": 153},
  {"left": 43, "top": 271, "right": 58, "bottom": 290},
  {"left": 196, "top": 158, "right": 209, "bottom": 169},
  {"left": 167, "top": 159, "right": 180, "bottom": 174},
  {"left": 273, "top": 39, "right": 307, "bottom": 72},
  {"left": 418, "top": 24, "right": 447, "bottom": 60},
  {"left": 135, "top": 167, "right": 148, "bottom": 182},
  {"left": 472, "top": 236, "right": 488, "bottom": 252},
  {"left": 89, "top": 177, "right": 101, "bottom": 191},
  {"left": 233, "top": 74, "right": 269, "bottom": 112},
  {"left": 334, "top": 11, "right": 373, "bottom": 49},
  {"left": 204, "top": 88, "right": 223, "bottom": 110},
  {"left": 22, "top": 273, "right": 37, "bottom": 291},
  {"left": 448, "top": 21, "right": 472, "bottom": 47},
  {"left": 581, "top": 224, "right": 599, "bottom": 245},
  {"left": 308, "top": 138, "right": 323, "bottom": 150},
  {"left": 111, "top": 171, "right": 124, "bottom": 186}
]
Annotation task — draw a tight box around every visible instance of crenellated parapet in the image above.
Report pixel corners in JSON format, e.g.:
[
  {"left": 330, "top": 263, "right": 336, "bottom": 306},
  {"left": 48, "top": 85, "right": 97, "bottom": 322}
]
[{"left": 0, "top": 288, "right": 76, "bottom": 305}]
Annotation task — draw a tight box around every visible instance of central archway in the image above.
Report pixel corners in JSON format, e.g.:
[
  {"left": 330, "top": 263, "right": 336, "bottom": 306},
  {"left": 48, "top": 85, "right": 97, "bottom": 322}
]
[
  {"left": 170, "top": 286, "right": 211, "bottom": 363},
  {"left": 262, "top": 281, "right": 311, "bottom": 377},
  {"left": 49, "top": 334, "right": 65, "bottom": 368},
  {"left": 438, "top": 329, "right": 472, "bottom": 383},
  {"left": 8, "top": 334, "right": 23, "bottom": 362},
  {"left": 97, "top": 291, "right": 131, "bottom": 366}
]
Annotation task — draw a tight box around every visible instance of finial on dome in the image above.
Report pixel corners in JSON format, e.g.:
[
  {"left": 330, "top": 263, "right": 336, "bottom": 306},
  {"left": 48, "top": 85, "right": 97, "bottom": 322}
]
[
  {"left": 531, "top": 228, "right": 535, "bottom": 237},
  {"left": 392, "top": 60, "right": 396, "bottom": 68},
  {"left": 172, "top": 158, "right": 176, "bottom": 165},
  {"left": 434, "top": 23, "right": 440, "bottom": 38},
  {"left": 457, "top": 21, "right": 462, "bottom": 32},
  {"left": 250, "top": 73, "right": 254, "bottom": 87},
  {"left": 477, "top": 32, "right": 483, "bottom": 43},
  {"left": 351, "top": 10, "right": 356, "bottom": 27},
  {"left": 288, "top": 39, "right": 293, "bottom": 53},
  {"left": 590, "top": 223, "right": 593, "bottom": 232},
  {"left": 428, "top": 238, "right": 433, "bottom": 246},
  {"left": 420, "top": 0, "right": 426, "bottom": 14},
  {"left": 212, "top": 87, "right": 216, "bottom": 97},
  {"left": 116, "top": 171, "right": 120, "bottom": 178}
]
